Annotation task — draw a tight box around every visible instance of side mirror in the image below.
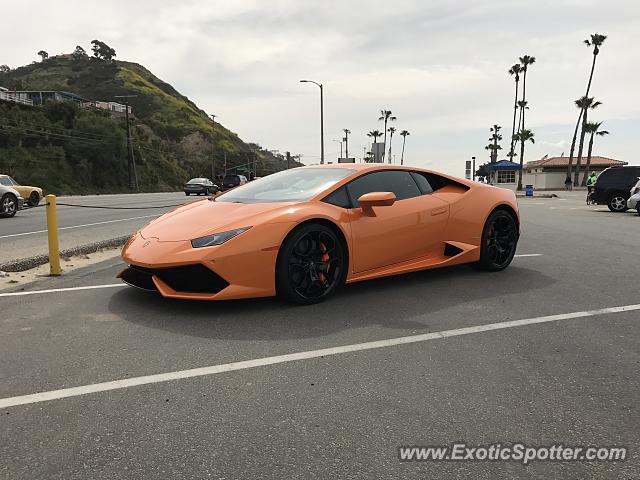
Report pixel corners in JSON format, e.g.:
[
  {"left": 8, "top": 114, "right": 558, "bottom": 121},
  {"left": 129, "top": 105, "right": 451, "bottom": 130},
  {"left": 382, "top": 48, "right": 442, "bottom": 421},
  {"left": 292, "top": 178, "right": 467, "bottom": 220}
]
[{"left": 358, "top": 191, "right": 396, "bottom": 216}]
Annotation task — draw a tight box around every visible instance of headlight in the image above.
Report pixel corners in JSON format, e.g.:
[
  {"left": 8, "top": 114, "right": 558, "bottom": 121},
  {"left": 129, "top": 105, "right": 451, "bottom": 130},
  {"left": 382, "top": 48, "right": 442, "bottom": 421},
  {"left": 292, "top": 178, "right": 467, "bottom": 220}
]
[
  {"left": 633, "top": 187, "right": 640, "bottom": 195},
  {"left": 191, "top": 227, "right": 251, "bottom": 248}
]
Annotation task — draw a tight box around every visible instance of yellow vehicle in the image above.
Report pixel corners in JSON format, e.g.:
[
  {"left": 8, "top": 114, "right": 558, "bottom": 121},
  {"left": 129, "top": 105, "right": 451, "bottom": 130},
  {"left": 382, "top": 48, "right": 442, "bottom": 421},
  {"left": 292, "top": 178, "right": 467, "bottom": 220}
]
[{"left": 0, "top": 174, "right": 43, "bottom": 207}]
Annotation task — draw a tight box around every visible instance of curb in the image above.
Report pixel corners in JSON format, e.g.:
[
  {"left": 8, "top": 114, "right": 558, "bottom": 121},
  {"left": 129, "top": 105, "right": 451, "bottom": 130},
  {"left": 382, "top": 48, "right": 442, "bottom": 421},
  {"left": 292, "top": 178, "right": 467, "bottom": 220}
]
[
  {"left": 0, "top": 236, "right": 129, "bottom": 273},
  {"left": 516, "top": 194, "right": 558, "bottom": 198}
]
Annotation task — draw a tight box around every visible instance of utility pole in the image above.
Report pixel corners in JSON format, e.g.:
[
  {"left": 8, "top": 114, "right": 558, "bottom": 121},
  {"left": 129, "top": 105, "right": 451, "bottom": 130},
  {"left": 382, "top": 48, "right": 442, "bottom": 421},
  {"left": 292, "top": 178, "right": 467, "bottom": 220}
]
[
  {"left": 115, "top": 95, "right": 138, "bottom": 190},
  {"left": 224, "top": 151, "right": 227, "bottom": 176},
  {"left": 472, "top": 156, "right": 476, "bottom": 181},
  {"left": 343, "top": 129, "right": 351, "bottom": 161},
  {"left": 211, "top": 144, "right": 216, "bottom": 180},
  {"left": 286, "top": 151, "right": 291, "bottom": 169}
]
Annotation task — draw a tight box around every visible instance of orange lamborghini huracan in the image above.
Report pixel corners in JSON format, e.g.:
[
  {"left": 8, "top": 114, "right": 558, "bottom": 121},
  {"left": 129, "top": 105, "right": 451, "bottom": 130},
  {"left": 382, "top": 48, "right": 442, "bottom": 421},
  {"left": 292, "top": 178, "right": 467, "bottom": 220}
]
[{"left": 119, "top": 164, "right": 520, "bottom": 304}]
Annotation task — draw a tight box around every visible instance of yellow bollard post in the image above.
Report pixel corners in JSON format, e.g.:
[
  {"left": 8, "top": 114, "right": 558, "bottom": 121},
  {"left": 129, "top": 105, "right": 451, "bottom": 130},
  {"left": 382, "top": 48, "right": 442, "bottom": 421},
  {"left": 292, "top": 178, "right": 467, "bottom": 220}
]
[{"left": 45, "top": 194, "right": 61, "bottom": 276}]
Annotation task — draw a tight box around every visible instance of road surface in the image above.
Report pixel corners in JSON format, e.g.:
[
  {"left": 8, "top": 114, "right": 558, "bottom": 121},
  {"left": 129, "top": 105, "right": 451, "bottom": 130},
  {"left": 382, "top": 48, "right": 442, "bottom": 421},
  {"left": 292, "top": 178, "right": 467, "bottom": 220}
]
[{"left": 0, "top": 192, "right": 194, "bottom": 264}]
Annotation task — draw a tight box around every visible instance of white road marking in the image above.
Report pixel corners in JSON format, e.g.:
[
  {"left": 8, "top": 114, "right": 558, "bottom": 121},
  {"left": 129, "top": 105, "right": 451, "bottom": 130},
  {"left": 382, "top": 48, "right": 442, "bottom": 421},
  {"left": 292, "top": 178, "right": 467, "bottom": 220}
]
[
  {"left": 0, "top": 215, "right": 159, "bottom": 239},
  {"left": 0, "top": 284, "right": 125, "bottom": 297},
  {"left": 514, "top": 254, "right": 543, "bottom": 257},
  {"left": 1, "top": 302, "right": 638, "bottom": 409}
]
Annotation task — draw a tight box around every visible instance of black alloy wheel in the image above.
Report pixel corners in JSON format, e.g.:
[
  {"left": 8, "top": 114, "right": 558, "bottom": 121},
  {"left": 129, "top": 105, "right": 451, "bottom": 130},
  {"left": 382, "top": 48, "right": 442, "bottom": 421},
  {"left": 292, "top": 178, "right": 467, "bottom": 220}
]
[
  {"left": 477, "top": 210, "right": 518, "bottom": 271},
  {"left": 276, "top": 223, "right": 345, "bottom": 304},
  {"left": 28, "top": 191, "right": 40, "bottom": 207}
]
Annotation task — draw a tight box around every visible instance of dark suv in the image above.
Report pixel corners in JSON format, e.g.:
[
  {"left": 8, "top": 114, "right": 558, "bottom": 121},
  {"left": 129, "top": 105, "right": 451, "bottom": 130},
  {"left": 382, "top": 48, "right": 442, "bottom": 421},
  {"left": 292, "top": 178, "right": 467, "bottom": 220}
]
[
  {"left": 591, "top": 166, "right": 640, "bottom": 212},
  {"left": 221, "top": 174, "right": 248, "bottom": 191}
]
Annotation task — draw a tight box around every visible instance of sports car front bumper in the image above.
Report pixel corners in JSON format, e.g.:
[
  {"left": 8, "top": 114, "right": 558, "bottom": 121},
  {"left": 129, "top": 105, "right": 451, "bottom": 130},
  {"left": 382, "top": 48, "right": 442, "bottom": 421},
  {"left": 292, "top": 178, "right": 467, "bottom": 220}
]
[{"left": 119, "top": 222, "right": 296, "bottom": 300}]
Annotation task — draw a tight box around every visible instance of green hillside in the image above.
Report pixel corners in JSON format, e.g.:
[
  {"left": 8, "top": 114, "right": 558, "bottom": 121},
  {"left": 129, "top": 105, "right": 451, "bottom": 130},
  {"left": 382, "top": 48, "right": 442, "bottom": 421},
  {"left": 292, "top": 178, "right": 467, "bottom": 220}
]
[{"left": 0, "top": 52, "right": 296, "bottom": 194}]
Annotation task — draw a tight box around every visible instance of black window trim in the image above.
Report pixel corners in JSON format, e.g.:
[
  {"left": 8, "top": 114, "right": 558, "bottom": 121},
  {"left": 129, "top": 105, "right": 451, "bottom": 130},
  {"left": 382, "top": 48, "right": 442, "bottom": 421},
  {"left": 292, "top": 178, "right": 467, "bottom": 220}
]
[{"left": 324, "top": 169, "right": 426, "bottom": 209}]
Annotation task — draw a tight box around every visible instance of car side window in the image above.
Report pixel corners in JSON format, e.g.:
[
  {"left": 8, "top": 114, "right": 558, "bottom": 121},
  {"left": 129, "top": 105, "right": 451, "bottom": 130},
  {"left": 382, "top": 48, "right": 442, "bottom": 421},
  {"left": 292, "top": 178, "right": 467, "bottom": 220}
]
[
  {"left": 0, "top": 177, "right": 11, "bottom": 187},
  {"left": 410, "top": 172, "right": 434, "bottom": 194},
  {"left": 322, "top": 186, "right": 351, "bottom": 208},
  {"left": 346, "top": 171, "right": 421, "bottom": 208}
]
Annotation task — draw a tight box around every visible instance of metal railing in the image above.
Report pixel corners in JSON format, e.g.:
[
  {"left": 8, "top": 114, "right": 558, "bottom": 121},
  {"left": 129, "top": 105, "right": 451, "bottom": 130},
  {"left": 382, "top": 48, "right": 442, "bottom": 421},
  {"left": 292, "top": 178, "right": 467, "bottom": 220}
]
[{"left": 0, "top": 91, "right": 34, "bottom": 106}]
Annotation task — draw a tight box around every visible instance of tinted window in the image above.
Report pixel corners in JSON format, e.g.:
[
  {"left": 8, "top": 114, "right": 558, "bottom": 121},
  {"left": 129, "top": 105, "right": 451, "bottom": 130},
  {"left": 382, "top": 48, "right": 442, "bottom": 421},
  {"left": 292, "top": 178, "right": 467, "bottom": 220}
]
[
  {"left": 347, "top": 171, "right": 421, "bottom": 207},
  {"left": 410, "top": 172, "right": 434, "bottom": 194},
  {"left": 187, "top": 178, "right": 207, "bottom": 184},
  {"left": 323, "top": 186, "right": 351, "bottom": 208}
]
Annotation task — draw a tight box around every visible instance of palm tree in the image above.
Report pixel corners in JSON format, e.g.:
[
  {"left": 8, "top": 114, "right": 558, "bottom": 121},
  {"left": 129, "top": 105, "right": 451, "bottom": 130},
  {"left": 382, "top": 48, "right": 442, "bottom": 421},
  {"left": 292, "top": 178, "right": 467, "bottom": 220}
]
[
  {"left": 387, "top": 126, "right": 396, "bottom": 164},
  {"left": 567, "top": 33, "right": 607, "bottom": 179},
  {"left": 343, "top": 128, "right": 351, "bottom": 160},
  {"left": 573, "top": 96, "right": 601, "bottom": 185},
  {"left": 367, "top": 129, "right": 382, "bottom": 144},
  {"left": 485, "top": 125, "right": 502, "bottom": 163},
  {"left": 581, "top": 121, "right": 609, "bottom": 185},
  {"left": 518, "top": 55, "right": 536, "bottom": 134},
  {"left": 513, "top": 129, "right": 535, "bottom": 190},
  {"left": 378, "top": 110, "right": 397, "bottom": 163},
  {"left": 507, "top": 64, "right": 522, "bottom": 158},
  {"left": 399, "top": 130, "right": 410, "bottom": 165}
]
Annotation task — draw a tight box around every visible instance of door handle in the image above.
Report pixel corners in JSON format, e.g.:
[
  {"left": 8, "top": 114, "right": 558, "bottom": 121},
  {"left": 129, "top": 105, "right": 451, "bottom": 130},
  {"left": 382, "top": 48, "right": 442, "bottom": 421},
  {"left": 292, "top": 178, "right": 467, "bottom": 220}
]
[{"left": 430, "top": 206, "right": 447, "bottom": 216}]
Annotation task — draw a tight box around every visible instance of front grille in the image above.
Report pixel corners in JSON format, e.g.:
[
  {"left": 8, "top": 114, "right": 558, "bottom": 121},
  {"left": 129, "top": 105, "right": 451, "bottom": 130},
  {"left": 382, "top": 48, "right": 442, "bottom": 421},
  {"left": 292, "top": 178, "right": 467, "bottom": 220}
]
[
  {"left": 119, "top": 266, "right": 158, "bottom": 291},
  {"left": 129, "top": 264, "right": 228, "bottom": 294}
]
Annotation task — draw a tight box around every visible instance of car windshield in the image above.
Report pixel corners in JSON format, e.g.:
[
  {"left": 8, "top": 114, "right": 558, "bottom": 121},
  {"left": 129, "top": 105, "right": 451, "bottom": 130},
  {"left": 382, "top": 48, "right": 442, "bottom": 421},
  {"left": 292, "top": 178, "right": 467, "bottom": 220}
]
[
  {"left": 187, "top": 178, "right": 207, "bottom": 184},
  {"left": 216, "top": 168, "right": 354, "bottom": 203}
]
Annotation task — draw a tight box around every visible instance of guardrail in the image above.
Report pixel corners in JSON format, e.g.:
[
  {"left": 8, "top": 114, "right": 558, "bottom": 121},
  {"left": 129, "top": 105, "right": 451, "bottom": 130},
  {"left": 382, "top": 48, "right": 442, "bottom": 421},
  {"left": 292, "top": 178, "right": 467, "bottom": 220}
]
[{"left": 0, "top": 91, "right": 34, "bottom": 106}]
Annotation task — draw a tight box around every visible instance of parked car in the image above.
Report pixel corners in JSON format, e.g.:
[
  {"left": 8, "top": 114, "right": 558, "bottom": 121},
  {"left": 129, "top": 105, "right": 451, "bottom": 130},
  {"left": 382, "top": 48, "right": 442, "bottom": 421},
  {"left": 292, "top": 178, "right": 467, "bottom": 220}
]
[
  {"left": 0, "top": 174, "right": 43, "bottom": 207},
  {"left": 220, "top": 174, "right": 248, "bottom": 191},
  {"left": 183, "top": 178, "right": 219, "bottom": 196},
  {"left": 590, "top": 166, "right": 640, "bottom": 212},
  {"left": 627, "top": 177, "right": 640, "bottom": 214},
  {"left": 0, "top": 184, "right": 24, "bottom": 217}
]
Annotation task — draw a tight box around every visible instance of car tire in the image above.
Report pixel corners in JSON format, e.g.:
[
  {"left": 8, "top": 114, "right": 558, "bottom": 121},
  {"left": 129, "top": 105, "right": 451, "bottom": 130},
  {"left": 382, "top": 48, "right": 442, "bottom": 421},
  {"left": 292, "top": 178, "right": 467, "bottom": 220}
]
[
  {"left": 0, "top": 193, "right": 18, "bottom": 218},
  {"left": 28, "top": 191, "right": 40, "bottom": 207},
  {"left": 476, "top": 210, "right": 518, "bottom": 271},
  {"left": 276, "top": 223, "right": 346, "bottom": 304},
  {"left": 607, "top": 193, "right": 628, "bottom": 212}
]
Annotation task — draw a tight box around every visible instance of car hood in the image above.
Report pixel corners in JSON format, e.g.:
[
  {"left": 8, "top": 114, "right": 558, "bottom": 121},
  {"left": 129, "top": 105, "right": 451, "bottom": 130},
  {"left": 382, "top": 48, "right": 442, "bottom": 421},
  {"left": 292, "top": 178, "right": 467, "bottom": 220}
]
[{"left": 140, "top": 199, "right": 295, "bottom": 241}]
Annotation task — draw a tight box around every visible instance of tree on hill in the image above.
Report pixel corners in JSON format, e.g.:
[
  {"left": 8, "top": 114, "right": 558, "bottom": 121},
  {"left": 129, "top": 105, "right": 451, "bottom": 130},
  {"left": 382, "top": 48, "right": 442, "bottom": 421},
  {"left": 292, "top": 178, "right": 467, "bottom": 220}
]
[
  {"left": 73, "top": 45, "right": 87, "bottom": 58},
  {"left": 37, "top": 50, "right": 49, "bottom": 62},
  {"left": 91, "top": 40, "right": 116, "bottom": 61},
  {"left": 0, "top": 65, "right": 10, "bottom": 73}
]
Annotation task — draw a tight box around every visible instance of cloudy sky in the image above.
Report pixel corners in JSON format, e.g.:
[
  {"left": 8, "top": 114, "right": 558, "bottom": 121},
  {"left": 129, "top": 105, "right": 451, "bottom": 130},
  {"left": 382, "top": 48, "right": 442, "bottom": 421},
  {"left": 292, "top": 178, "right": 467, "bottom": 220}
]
[{"left": 2, "top": 0, "right": 639, "bottom": 175}]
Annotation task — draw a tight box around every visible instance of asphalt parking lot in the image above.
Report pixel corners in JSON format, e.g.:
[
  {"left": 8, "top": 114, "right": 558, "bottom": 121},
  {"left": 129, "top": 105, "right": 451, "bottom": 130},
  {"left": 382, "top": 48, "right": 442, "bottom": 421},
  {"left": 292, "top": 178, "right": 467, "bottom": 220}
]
[{"left": 1, "top": 191, "right": 638, "bottom": 479}]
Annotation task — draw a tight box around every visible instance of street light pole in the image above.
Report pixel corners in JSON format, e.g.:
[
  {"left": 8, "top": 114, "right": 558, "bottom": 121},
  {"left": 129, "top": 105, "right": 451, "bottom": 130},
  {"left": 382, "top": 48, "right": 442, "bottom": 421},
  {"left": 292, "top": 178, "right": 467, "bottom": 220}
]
[
  {"left": 472, "top": 156, "right": 476, "bottom": 181},
  {"left": 300, "top": 80, "right": 324, "bottom": 164}
]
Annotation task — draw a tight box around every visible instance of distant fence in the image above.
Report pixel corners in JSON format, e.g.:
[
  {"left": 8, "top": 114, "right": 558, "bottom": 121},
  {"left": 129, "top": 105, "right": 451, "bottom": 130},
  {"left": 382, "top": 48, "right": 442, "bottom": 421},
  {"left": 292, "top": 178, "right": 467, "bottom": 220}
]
[{"left": 0, "top": 91, "right": 34, "bottom": 106}]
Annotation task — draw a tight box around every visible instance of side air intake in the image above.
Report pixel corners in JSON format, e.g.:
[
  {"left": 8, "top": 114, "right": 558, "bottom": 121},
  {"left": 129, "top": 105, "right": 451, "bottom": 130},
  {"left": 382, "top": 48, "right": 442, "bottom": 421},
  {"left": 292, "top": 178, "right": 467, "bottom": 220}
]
[{"left": 444, "top": 243, "right": 464, "bottom": 257}]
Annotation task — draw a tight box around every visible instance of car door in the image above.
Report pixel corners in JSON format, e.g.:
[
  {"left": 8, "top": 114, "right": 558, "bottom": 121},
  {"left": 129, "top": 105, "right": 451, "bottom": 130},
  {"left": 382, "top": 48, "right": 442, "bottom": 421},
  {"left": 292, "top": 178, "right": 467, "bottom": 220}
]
[{"left": 346, "top": 170, "right": 450, "bottom": 273}]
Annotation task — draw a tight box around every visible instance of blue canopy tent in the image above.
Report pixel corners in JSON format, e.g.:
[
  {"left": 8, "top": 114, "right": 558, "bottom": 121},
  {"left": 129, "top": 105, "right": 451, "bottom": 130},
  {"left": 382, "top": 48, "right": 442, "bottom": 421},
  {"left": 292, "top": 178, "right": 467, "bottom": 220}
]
[
  {"left": 485, "top": 160, "right": 521, "bottom": 187},
  {"left": 486, "top": 160, "right": 522, "bottom": 171}
]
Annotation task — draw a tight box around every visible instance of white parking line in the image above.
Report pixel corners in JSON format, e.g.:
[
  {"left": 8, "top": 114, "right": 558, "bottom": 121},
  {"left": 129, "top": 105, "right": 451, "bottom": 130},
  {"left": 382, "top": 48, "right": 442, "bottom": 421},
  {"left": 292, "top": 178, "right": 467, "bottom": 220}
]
[
  {"left": 0, "top": 284, "right": 125, "bottom": 297},
  {"left": 1, "top": 302, "right": 637, "bottom": 409},
  {"left": 0, "top": 215, "right": 159, "bottom": 239},
  {"left": 514, "top": 254, "right": 543, "bottom": 257}
]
